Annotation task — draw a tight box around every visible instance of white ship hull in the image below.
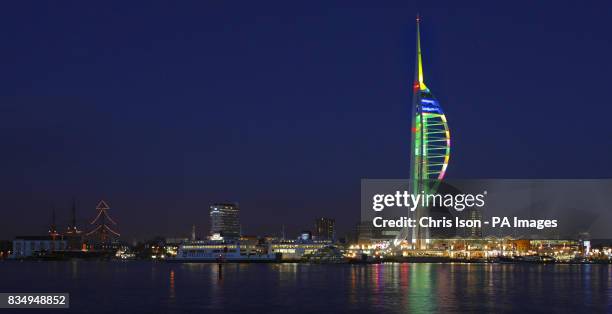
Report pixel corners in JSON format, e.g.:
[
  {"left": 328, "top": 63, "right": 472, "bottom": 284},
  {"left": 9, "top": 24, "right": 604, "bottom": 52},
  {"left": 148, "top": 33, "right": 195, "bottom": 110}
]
[
  {"left": 169, "top": 254, "right": 278, "bottom": 262},
  {"left": 170, "top": 240, "right": 278, "bottom": 262}
]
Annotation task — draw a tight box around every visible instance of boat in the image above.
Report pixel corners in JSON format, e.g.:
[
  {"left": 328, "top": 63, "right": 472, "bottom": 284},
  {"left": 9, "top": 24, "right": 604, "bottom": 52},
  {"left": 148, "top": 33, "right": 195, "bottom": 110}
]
[
  {"left": 497, "top": 255, "right": 556, "bottom": 263},
  {"left": 170, "top": 240, "right": 279, "bottom": 263}
]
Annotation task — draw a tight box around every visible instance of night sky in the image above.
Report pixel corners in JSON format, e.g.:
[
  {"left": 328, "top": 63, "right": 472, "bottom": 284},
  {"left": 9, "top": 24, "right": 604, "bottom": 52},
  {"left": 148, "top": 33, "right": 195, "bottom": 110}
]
[{"left": 2, "top": 1, "right": 611, "bottom": 241}]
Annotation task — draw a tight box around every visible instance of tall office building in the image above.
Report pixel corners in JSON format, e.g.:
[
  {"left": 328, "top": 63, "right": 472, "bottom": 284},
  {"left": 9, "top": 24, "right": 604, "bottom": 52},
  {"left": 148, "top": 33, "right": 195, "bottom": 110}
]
[
  {"left": 314, "top": 218, "right": 335, "bottom": 241},
  {"left": 406, "top": 16, "right": 451, "bottom": 249},
  {"left": 209, "top": 203, "right": 240, "bottom": 239}
]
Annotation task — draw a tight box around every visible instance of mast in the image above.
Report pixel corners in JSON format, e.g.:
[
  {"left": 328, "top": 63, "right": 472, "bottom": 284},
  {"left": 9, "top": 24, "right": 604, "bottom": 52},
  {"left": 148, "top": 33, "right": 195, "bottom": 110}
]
[
  {"left": 49, "top": 207, "right": 58, "bottom": 239},
  {"left": 67, "top": 198, "right": 79, "bottom": 234},
  {"left": 71, "top": 198, "right": 76, "bottom": 231}
]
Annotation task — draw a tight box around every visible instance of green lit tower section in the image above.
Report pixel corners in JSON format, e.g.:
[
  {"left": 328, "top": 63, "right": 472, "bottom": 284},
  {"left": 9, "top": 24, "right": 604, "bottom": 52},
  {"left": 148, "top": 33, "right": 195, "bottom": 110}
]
[{"left": 409, "top": 16, "right": 451, "bottom": 249}]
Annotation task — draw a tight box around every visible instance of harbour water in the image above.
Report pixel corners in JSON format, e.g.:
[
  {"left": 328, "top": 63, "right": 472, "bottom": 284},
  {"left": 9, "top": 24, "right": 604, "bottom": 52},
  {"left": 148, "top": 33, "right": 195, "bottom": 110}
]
[{"left": 1, "top": 261, "right": 611, "bottom": 313}]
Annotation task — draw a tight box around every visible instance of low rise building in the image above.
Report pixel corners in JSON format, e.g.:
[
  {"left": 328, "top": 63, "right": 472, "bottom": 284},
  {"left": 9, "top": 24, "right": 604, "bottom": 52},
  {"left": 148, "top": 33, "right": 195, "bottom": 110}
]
[
  {"left": 270, "top": 238, "right": 331, "bottom": 260},
  {"left": 11, "top": 236, "right": 68, "bottom": 258}
]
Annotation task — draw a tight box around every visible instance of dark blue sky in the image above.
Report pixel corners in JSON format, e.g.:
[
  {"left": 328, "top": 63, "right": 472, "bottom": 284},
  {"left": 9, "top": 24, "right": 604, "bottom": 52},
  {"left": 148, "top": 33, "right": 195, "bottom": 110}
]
[{"left": 1, "top": 1, "right": 611, "bottom": 240}]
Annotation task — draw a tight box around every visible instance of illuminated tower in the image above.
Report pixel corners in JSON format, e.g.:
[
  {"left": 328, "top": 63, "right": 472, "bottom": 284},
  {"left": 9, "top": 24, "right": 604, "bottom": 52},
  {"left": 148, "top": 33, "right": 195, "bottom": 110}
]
[
  {"left": 87, "top": 200, "right": 120, "bottom": 243},
  {"left": 409, "top": 16, "right": 451, "bottom": 249}
]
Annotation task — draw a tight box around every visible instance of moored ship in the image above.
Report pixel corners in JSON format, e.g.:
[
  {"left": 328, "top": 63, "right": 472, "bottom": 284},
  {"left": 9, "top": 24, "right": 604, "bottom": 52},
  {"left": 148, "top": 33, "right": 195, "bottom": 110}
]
[{"left": 171, "top": 239, "right": 278, "bottom": 262}]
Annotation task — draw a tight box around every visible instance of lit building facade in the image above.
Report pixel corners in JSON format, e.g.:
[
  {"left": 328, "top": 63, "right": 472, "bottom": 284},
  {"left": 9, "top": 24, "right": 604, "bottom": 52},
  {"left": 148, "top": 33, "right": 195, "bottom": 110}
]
[
  {"left": 314, "top": 218, "right": 335, "bottom": 241},
  {"left": 11, "top": 236, "right": 68, "bottom": 258},
  {"left": 270, "top": 238, "right": 331, "bottom": 260},
  {"left": 209, "top": 203, "right": 240, "bottom": 239}
]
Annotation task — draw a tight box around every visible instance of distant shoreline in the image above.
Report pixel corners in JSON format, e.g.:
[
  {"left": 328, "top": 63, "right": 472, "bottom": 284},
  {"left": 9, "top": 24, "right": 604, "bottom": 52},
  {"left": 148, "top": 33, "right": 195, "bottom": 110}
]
[{"left": 3, "top": 258, "right": 611, "bottom": 265}]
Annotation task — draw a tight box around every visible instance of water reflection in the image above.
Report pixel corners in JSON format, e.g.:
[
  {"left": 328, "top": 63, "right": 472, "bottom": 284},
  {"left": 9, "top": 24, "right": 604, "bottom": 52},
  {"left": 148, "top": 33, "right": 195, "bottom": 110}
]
[
  {"left": 408, "top": 264, "right": 435, "bottom": 313},
  {"left": 4, "top": 262, "right": 612, "bottom": 313},
  {"left": 278, "top": 263, "right": 299, "bottom": 289},
  {"left": 71, "top": 260, "right": 78, "bottom": 279},
  {"left": 169, "top": 269, "right": 175, "bottom": 299}
]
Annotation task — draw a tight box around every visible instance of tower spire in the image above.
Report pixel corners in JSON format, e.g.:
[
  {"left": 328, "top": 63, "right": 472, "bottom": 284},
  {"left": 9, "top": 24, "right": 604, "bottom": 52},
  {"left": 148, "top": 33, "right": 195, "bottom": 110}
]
[
  {"left": 405, "top": 15, "right": 451, "bottom": 249},
  {"left": 415, "top": 14, "right": 428, "bottom": 91}
]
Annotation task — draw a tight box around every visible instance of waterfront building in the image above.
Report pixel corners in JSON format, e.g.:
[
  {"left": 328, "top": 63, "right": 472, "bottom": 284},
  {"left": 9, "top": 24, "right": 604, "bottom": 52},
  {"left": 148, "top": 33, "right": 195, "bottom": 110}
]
[
  {"left": 302, "top": 245, "right": 345, "bottom": 263},
  {"left": 345, "top": 237, "right": 584, "bottom": 261},
  {"left": 11, "top": 236, "right": 68, "bottom": 258},
  {"left": 209, "top": 203, "right": 240, "bottom": 239},
  {"left": 314, "top": 218, "right": 335, "bottom": 241},
  {"left": 514, "top": 239, "right": 531, "bottom": 252},
  {"left": 270, "top": 238, "right": 331, "bottom": 260}
]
